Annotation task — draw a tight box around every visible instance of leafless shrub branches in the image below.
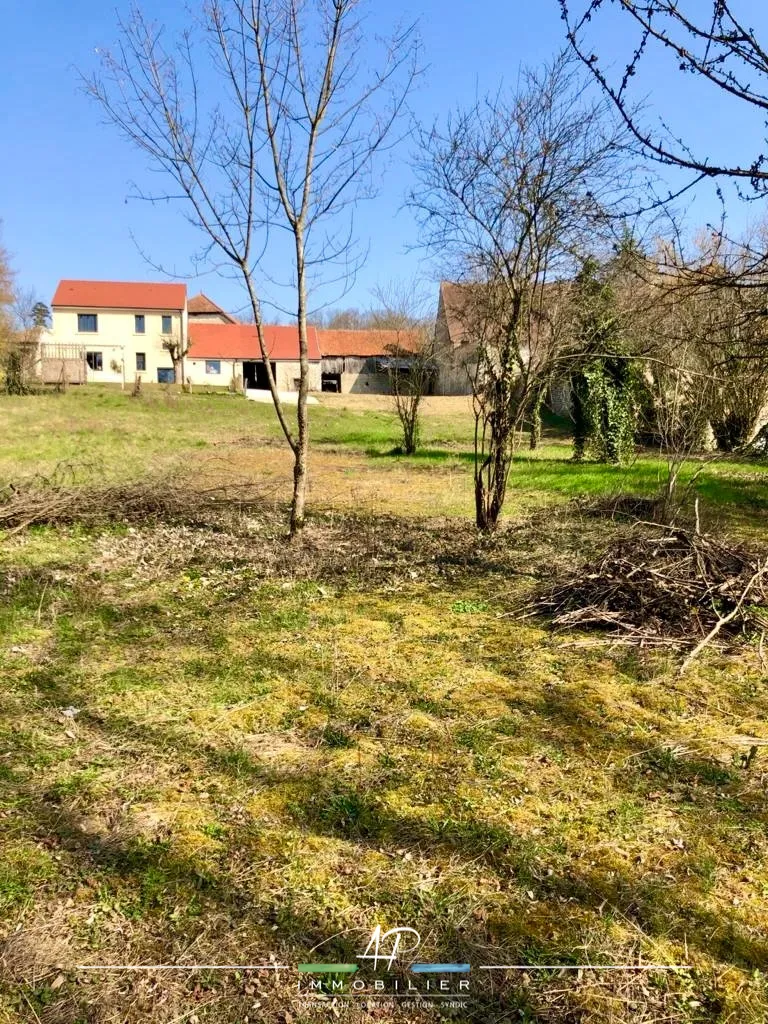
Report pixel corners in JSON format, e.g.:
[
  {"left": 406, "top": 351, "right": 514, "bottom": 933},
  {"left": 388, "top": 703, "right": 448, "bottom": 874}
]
[
  {"left": 560, "top": 0, "right": 768, "bottom": 195},
  {"left": 527, "top": 522, "right": 768, "bottom": 667},
  {"left": 411, "top": 53, "right": 643, "bottom": 528}
]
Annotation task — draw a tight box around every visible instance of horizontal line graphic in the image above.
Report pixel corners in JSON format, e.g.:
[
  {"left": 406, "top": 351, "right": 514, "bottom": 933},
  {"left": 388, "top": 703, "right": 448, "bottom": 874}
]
[
  {"left": 77, "top": 965, "right": 290, "bottom": 972},
  {"left": 480, "top": 965, "right": 691, "bottom": 972},
  {"left": 306, "top": 994, "right": 466, "bottom": 1000},
  {"left": 298, "top": 964, "right": 359, "bottom": 974}
]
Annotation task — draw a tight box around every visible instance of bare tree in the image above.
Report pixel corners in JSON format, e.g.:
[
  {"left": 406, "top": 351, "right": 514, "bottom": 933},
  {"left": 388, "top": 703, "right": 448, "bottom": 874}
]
[
  {"left": 411, "top": 54, "right": 636, "bottom": 529},
  {"left": 310, "top": 307, "right": 370, "bottom": 329},
  {"left": 646, "top": 339, "right": 714, "bottom": 524},
  {"left": 644, "top": 225, "right": 768, "bottom": 451},
  {"left": 0, "top": 238, "right": 15, "bottom": 347},
  {"left": 389, "top": 341, "right": 434, "bottom": 454},
  {"left": 372, "top": 283, "right": 435, "bottom": 454},
  {"left": 0, "top": 277, "right": 44, "bottom": 395},
  {"left": 559, "top": 0, "right": 768, "bottom": 197},
  {"left": 161, "top": 328, "right": 190, "bottom": 391},
  {"left": 86, "top": 0, "right": 417, "bottom": 535}
]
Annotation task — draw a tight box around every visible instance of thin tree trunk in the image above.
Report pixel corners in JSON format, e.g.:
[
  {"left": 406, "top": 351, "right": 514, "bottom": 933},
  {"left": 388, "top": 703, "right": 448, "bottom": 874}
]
[
  {"left": 291, "top": 228, "right": 310, "bottom": 536},
  {"left": 475, "top": 471, "right": 490, "bottom": 530},
  {"left": 529, "top": 396, "right": 543, "bottom": 450}
]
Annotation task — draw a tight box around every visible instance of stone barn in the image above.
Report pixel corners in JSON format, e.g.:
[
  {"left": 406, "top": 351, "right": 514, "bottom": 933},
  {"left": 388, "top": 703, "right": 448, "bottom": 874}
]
[
  {"left": 317, "top": 329, "right": 422, "bottom": 394},
  {"left": 433, "top": 280, "right": 573, "bottom": 415}
]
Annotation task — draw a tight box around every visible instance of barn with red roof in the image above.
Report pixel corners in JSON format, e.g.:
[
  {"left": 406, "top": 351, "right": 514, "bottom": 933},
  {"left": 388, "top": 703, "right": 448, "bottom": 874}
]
[{"left": 187, "top": 321, "right": 322, "bottom": 391}]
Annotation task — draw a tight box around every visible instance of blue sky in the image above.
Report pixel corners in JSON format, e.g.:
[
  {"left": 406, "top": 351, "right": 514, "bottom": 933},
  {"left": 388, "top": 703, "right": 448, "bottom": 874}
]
[{"left": 1, "top": 1, "right": 766, "bottom": 319}]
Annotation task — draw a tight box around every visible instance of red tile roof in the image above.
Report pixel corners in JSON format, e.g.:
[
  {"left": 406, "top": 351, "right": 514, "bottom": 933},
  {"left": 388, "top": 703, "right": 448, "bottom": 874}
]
[
  {"left": 52, "top": 280, "right": 186, "bottom": 311},
  {"left": 188, "top": 322, "right": 321, "bottom": 361},
  {"left": 317, "top": 328, "right": 421, "bottom": 358},
  {"left": 187, "top": 292, "right": 238, "bottom": 322}
]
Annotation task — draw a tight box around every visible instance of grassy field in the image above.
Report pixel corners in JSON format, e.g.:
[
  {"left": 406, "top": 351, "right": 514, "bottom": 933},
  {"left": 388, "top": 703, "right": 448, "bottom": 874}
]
[
  {"left": 1, "top": 387, "right": 768, "bottom": 1023},
  {"left": 1, "top": 387, "right": 766, "bottom": 525}
]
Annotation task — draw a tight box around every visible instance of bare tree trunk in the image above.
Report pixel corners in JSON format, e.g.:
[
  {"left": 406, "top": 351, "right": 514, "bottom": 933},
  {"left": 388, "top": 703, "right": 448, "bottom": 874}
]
[
  {"left": 529, "top": 390, "right": 544, "bottom": 450},
  {"left": 291, "top": 230, "right": 310, "bottom": 536},
  {"left": 474, "top": 395, "right": 513, "bottom": 531},
  {"left": 474, "top": 470, "right": 490, "bottom": 530}
]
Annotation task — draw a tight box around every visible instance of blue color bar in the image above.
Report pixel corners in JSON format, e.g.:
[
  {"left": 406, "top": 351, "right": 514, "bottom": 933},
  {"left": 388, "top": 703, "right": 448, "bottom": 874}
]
[{"left": 411, "top": 964, "right": 471, "bottom": 974}]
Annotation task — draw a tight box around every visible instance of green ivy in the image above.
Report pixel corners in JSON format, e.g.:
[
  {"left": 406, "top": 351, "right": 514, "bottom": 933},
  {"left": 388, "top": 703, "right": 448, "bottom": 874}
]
[
  {"left": 572, "top": 356, "right": 639, "bottom": 464},
  {"left": 571, "top": 256, "right": 639, "bottom": 465}
]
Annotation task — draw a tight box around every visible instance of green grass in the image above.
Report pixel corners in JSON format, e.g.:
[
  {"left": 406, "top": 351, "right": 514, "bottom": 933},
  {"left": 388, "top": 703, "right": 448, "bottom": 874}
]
[
  {"left": 1, "top": 387, "right": 766, "bottom": 523},
  {"left": 0, "top": 386, "right": 767, "bottom": 1022},
  {"left": 1, "top": 520, "right": 767, "bottom": 1022},
  {"left": 0, "top": 387, "right": 470, "bottom": 481}
]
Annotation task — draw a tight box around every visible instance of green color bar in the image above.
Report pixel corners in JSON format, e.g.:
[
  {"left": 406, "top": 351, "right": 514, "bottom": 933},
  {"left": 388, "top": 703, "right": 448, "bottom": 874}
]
[{"left": 298, "top": 964, "right": 359, "bottom": 974}]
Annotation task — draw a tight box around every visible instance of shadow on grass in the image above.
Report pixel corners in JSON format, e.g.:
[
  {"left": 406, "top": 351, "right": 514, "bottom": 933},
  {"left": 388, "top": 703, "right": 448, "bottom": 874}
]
[
  {"left": 3, "top": 515, "right": 768, "bottom": 1022},
  {"left": 12, "top": 652, "right": 768, "bottom": 974},
  {"left": 361, "top": 446, "right": 768, "bottom": 511}
]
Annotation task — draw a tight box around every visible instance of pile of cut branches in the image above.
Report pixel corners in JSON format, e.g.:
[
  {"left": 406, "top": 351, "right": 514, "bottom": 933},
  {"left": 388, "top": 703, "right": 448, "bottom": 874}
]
[
  {"left": 0, "top": 464, "right": 269, "bottom": 535},
  {"left": 525, "top": 523, "right": 768, "bottom": 668}
]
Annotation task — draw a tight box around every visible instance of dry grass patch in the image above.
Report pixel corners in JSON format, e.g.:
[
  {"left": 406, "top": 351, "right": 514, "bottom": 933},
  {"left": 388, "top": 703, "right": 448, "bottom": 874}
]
[{"left": 1, "top": 502, "right": 767, "bottom": 1022}]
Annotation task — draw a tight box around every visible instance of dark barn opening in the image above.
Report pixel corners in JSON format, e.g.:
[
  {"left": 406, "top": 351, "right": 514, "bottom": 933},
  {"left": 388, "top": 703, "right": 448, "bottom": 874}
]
[
  {"left": 243, "top": 360, "right": 276, "bottom": 390},
  {"left": 321, "top": 372, "right": 341, "bottom": 392}
]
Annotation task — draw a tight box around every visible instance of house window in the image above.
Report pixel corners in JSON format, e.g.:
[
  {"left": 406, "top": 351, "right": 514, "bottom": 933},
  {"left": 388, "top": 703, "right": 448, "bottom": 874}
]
[
  {"left": 205, "top": 360, "right": 221, "bottom": 375},
  {"left": 135, "top": 314, "right": 145, "bottom": 334},
  {"left": 157, "top": 368, "right": 175, "bottom": 384},
  {"left": 86, "top": 351, "right": 103, "bottom": 371},
  {"left": 78, "top": 313, "right": 98, "bottom": 333},
  {"left": 136, "top": 352, "right": 146, "bottom": 372},
  {"left": 161, "top": 314, "right": 172, "bottom": 333}
]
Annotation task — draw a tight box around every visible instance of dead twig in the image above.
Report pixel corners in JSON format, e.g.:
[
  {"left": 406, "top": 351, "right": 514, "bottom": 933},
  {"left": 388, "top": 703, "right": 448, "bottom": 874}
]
[{"left": 679, "top": 559, "right": 768, "bottom": 675}]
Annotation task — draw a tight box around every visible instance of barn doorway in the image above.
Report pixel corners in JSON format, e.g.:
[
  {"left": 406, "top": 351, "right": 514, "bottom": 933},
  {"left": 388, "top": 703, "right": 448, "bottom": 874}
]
[
  {"left": 243, "top": 360, "right": 276, "bottom": 390},
  {"left": 321, "top": 372, "right": 341, "bottom": 393}
]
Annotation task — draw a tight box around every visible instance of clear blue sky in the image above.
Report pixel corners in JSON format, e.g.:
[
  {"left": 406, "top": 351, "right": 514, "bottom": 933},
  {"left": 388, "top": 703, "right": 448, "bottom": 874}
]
[{"left": 1, "top": 1, "right": 766, "bottom": 319}]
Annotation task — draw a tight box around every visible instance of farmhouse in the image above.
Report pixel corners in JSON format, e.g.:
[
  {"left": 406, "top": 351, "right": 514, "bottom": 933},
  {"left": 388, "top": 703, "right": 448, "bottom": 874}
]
[
  {"left": 45, "top": 280, "right": 187, "bottom": 386},
  {"left": 42, "top": 278, "right": 429, "bottom": 394},
  {"left": 42, "top": 280, "right": 323, "bottom": 390},
  {"left": 317, "top": 328, "right": 423, "bottom": 394}
]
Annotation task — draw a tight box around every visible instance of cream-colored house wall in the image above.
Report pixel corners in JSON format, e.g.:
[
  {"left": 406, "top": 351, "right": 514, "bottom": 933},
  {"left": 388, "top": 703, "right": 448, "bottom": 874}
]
[
  {"left": 186, "top": 358, "right": 242, "bottom": 388},
  {"left": 185, "top": 358, "right": 321, "bottom": 392},
  {"left": 50, "top": 307, "right": 183, "bottom": 384},
  {"left": 273, "top": 361, "right": 321, "bottom": 392},
  {"left": 188, "top": 312, "right": 233, "bottom": 324}
]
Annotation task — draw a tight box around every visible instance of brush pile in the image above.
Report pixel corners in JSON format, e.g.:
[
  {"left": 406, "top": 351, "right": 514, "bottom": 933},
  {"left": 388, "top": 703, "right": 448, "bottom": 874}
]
[
  {"left": 528, "top": 523, "right": 768, "bottom": 648},
  {"left": 0, "top": 464, "right": 268, "bottom": 535}
]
